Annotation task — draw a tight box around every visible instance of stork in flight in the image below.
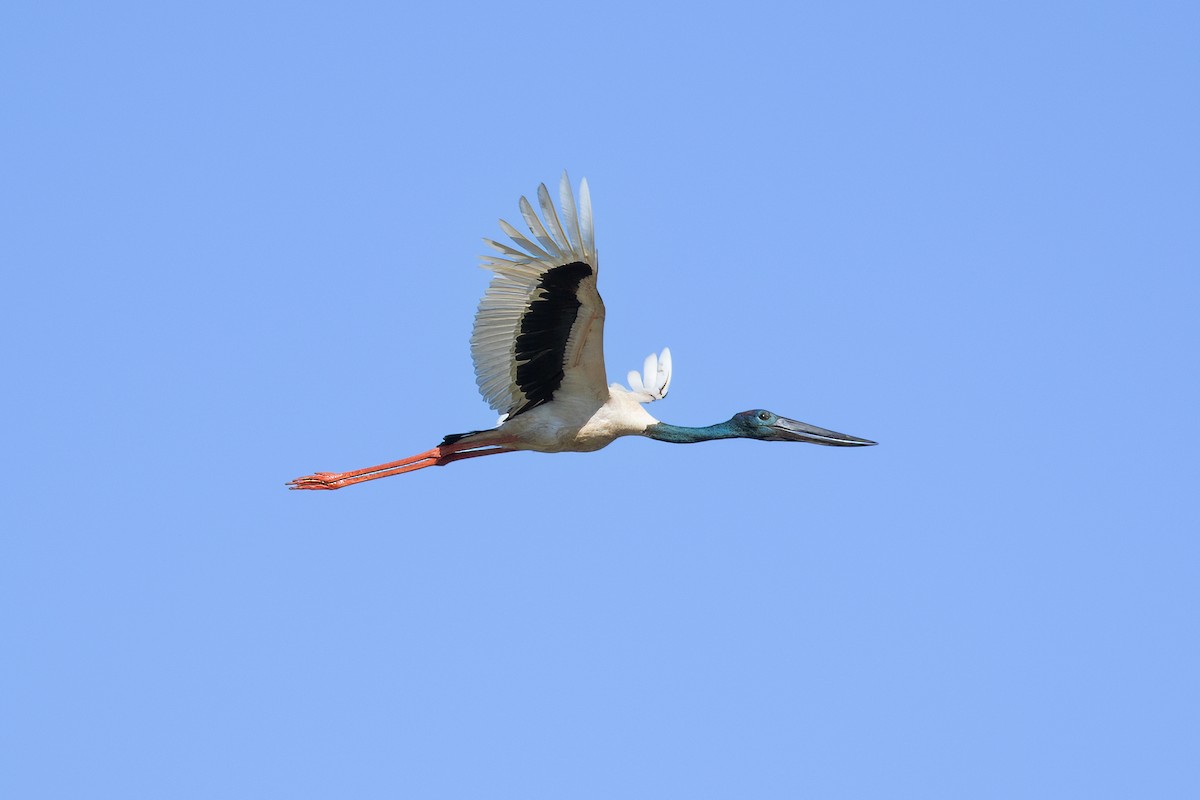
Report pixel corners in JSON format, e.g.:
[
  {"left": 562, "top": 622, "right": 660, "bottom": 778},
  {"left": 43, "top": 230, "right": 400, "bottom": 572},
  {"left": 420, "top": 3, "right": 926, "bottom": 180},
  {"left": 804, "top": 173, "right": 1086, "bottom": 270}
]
[{"left": 289, "top": 173, "right": 875, "bottom": 490}]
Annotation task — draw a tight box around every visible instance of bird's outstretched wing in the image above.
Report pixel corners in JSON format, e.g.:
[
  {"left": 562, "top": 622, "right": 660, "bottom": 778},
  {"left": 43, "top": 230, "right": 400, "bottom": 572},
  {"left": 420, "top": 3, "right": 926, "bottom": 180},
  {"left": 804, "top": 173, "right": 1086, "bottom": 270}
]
[
  {"left": 618, "top": 348, "right": 672, "bottom": 403},
  {"left": 472, "top": 172, "right": 608, "bottom": 420}
]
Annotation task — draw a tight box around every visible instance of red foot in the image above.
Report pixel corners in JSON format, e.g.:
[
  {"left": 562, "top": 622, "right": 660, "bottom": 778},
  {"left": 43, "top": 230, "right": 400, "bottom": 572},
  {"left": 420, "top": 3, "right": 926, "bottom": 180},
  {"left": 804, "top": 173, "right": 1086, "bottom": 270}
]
[{"left": 287, "top": 472, "right": 354, "bottom": 490}]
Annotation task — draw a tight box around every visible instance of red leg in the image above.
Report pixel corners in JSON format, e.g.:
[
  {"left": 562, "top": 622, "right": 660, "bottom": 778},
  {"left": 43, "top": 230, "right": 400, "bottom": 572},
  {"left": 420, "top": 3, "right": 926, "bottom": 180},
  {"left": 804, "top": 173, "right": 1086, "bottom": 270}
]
[{"left": 288, "top": 441, "right": 515, "bottom": 490}]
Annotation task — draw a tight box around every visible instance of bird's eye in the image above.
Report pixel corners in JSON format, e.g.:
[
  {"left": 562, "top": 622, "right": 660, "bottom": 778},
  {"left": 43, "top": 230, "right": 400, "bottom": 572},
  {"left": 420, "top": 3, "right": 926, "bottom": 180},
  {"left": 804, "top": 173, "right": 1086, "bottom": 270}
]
[{"left": 758, "top": 411, "right": 770, "bottom": 421}]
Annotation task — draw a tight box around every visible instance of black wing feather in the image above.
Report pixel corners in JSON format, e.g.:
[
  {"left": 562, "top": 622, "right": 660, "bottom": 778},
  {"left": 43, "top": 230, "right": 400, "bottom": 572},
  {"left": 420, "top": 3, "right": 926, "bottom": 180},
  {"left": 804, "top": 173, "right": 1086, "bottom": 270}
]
[{"left": 510, "top": 261, "right": 593, "bottom": 417}]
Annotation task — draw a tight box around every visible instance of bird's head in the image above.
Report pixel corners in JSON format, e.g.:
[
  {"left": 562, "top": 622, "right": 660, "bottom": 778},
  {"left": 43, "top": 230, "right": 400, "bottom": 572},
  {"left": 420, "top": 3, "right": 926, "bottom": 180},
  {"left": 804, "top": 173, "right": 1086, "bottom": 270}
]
[{"left": 728, "top": 409, "right": 877, "bottom": 446}]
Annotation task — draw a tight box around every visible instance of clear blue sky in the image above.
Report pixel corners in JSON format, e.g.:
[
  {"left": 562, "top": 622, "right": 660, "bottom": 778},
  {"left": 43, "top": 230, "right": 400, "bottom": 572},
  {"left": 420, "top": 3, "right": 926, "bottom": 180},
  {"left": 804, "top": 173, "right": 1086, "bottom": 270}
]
[{"left": 3, "top": 2, "right": 1197, "bottom": 797}]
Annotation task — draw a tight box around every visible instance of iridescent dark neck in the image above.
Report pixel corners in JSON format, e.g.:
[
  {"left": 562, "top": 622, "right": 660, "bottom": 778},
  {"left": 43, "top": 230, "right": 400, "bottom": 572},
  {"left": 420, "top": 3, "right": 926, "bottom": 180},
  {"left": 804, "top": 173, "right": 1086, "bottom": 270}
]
[{"left": 643, "top": 421, "right": 740, "bottom": 444}]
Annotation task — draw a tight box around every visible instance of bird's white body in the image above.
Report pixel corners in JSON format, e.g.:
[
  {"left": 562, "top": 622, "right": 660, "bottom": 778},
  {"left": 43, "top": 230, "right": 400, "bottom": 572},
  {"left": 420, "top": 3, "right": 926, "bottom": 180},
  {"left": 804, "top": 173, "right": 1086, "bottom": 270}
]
[{"left": 478, "top": 384, "right": 661, "bottom": 453}]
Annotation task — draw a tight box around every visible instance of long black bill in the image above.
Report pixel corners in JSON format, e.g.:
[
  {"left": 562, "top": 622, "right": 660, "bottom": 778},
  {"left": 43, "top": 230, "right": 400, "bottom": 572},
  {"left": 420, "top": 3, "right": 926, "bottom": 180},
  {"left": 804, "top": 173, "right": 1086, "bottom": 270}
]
[{"left": 771, "top": 417, "right": 877, "bottom": 447}]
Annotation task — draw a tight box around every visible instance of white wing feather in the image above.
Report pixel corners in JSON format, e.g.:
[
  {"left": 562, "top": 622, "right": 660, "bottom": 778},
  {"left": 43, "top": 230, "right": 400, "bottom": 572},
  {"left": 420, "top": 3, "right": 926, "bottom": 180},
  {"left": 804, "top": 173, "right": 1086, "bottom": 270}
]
[
  {"left": 559, "top": 172, "right": 584, "bottom": 252},
  {"left": 579, "top": 178, "right": 595, "bottom": 262},
  {"left": 471, "top": 171, "right": 606, "bottom": 418},
  {"left": 537, "top": 183, "right": 571, "bottom": 253},
  {"left": 619, "top": 347, "right": 672, "bottom": 403}
]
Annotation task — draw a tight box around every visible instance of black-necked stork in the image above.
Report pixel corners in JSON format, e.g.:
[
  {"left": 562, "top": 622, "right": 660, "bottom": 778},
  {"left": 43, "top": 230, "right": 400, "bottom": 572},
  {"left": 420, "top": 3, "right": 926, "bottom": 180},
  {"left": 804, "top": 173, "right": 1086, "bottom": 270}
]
[{"left": 289, "top": 173, "right": 875, "bottom": 490}]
